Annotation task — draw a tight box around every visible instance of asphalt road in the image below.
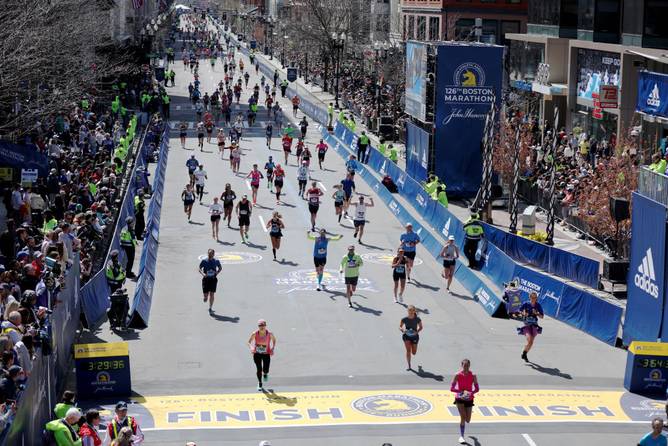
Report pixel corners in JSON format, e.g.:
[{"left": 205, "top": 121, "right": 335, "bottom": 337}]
[{"left": 83, "top": 17, "right": 659, "bottom": 446}]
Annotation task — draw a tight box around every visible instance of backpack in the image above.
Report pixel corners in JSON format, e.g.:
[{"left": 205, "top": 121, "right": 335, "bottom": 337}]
[{"left": 42, "top": 428, "right": 57, "bottom": 446}]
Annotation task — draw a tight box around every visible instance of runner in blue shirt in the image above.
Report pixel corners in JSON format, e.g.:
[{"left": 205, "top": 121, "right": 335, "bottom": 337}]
[
  {"left": 518, "top": 292, "right": 544, "bottom": 362},
  {"left": 265, "top": 122, "right": 273, "bottom": 149},
  {"left": 307, "top": 229, "right": 342, "bottom": 291},
  {"left": 186, "top": 154, "right": 199, "bottom": 186},
  {"left": 345, "top": 155, "right": 358, "bottom": 177},
  {"left": 340, "top": 174, "right": 356, "bottom": 218},
  {"left": 264, "top": 156, "right": 276, "bottom": 192},
  {"left": 198, "top": 249, "right": 222, "bottom": 314},
  {"left": 638, "top": 418, "right": 667, "bottom": 446},
  {"left": 399, "top": 223, "right": 421, "bottom": 281}
]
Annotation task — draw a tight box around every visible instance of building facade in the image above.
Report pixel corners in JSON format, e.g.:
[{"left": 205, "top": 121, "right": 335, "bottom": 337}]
[
  {"left": 400, "top": 0, "right": 528, "bottom": 44},
  {"left": 507, "top": 0, "right": 668, "bottom": 153}
]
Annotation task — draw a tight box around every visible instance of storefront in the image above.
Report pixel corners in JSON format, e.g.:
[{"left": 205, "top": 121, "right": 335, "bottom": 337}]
[
  {"left": 572, "top": 48, "right": 621, "bottom": 145},
  {"left": 636, "top": 70, "right": 668, "bottom": 155}
]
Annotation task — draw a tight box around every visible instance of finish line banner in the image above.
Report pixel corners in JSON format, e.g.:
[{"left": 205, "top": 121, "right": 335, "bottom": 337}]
[
  {"left": 433, "top": 43, "right": 503, "bottom": 197},
  {"left": 623, "top": 192, "right": 668, "bottom": 344}
]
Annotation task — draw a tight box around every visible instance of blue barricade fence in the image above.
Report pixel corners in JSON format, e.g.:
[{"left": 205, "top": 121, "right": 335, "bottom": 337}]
[
  {"left": 128, "top": 127, "right": 170, "bottom": 329},
  {"left": 1, "top": 255, "right": 81, "bottom": 445},
  {"left": 80, "top": 126, "right": 152, "bottom": 327},
  {"left": 240, "top": 37, "right": 622, "bottom": 345}
]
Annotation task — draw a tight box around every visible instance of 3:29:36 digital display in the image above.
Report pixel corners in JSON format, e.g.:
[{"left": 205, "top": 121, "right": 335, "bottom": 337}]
[{"left": 86, "top": 360, "right": 126, "bottom": 371}]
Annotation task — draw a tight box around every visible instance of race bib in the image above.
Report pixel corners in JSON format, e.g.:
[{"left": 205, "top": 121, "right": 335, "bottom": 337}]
[
  {"left": 255, "top": 345, "right": 267, "bottom": 354},
  {"left": 206, "top": 270, "right": 215, "bottom": 277},
  {"left": 395, "top": 265, "right": 405, "bottom": 273},
  {"left": 317, "top": 248, "right": 326, "bottom": 255},
  {"left": 309, "top": 197, "right": 319, "bottom": 204},
  {"left": 347, "top": 260, "right": 357, "bottom": 268},
  {"left": 239, "top": 210, "right": 248, "bottom": 215}
]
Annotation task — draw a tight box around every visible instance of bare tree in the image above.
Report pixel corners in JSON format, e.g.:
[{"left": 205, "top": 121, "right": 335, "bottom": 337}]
[{"left": 0, "top": 0, "right": 134, "bottom": 136}]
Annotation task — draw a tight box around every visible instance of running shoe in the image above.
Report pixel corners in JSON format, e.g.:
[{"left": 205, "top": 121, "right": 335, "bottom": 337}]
[
  {"left": 257, "top": 384, "right": 263, "bottom": 391},
  {"left": 521, "top": 351, "right": 528, "bottom": 362},
  {"left": 458, "top": 436, "right": 466, "bottom": 444},
  {"left": 348, "top": 302, "right": 353, "bottom": 308},
  {"left": 317, "top": 287, "right": 322, "bottom": 291},
  {"left": 263, "top": 374, "right": 268, "bottom": 382},
  {"left": 399, "top": 294, "right": 403, "bottom": 303}
]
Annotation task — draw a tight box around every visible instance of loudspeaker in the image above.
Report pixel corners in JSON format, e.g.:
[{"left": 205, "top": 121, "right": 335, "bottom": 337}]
[
  {"left": 603, "top": 258, "right": 629, "bottom": 282},
  {"left": 609, "top": 197, "right": 630, "bottom": 222}
]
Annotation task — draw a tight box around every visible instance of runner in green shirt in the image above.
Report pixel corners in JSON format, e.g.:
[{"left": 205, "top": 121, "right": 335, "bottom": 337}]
[{"left": 340, "top": 245, "right": 363, "bottom": 308}]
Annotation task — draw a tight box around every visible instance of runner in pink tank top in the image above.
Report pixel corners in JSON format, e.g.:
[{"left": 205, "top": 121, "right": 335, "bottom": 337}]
[
  {"left": 450, "top": 359, "right": 479, "bottom": 444},
  {"left": 247, "top": 319, "right": 277, "bottom": 391}
]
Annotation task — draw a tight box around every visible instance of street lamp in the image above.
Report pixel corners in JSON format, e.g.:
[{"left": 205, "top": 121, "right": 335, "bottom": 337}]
[{"left": 331, "top": 32, "right": 346, "bottom": 109}]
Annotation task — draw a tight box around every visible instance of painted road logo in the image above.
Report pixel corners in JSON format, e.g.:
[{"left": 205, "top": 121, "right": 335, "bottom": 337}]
[
  {"left": 197, "top": 252, "right": 262, "bottom": 265},
  {"left": 361, "top": 253, "right": 423, "bottom": 267},
  {"left": 274, "top": 269, "right": 378, "bottom": 294},
  {"left": 352, "top": 394, "right": 431, "bottom": 418}
]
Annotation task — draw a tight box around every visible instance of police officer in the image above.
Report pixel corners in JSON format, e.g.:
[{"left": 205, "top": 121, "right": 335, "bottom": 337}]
[
  {"left": 106, "top": 250, "right": 126, "bottom": 292},
  {"left": 120, "top": 217, "right": 137, "bottom": 278},
  {"left": 134, "top": 190, "right": 146, "bottom": 241},
  {"left": 463, "top": 211, "right": 484, "bottom": 269},
  {"left": 280, "top": 79, "right": 289, "bottom": 97},
  {"left": 107, "top": 401, "right": 144, "bottom": 444},
  {"left": 357, "top": 131, "right": 370, "bottom": 163}
]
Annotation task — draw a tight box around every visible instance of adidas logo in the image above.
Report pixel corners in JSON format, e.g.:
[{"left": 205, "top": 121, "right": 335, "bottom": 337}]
[
  {"left": 634, "top": 248, "right": 659, "bottom": 298},
  {"left": 647, "top": 83, "right": 661, "bottom": 108},
  {"left": 441, "top": 218, "right": 451, "bottom": 237}
]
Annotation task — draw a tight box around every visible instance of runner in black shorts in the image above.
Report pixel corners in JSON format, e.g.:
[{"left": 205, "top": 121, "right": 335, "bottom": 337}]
[
  {"left": 306, "top": 181, "right": 323, "bottom": 232},
  {"left": 236, "top": 195, "right": 252, "bottom": 243},
  {"left": 439, "top": 235, "right": 460, "bottom": 292},
  {"left": 392, "top": 248, "right": 408, "bottom": 303},
  {"left": 332, "top": 184, "right": 345, "bottom": 223},
  {"left": 266, "top": 211, "right": 285, "bottom": 261},
  {"left": 198, "top": 248, "right": 222, "bottom": 313},
  {"left": 221, "top": 183, "right": 236, "bottom": 228},
  {"left": 400, "top": 305, "right": 422, "bottom": 370}
]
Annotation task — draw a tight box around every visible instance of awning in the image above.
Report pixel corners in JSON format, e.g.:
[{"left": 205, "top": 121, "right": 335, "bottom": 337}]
[
  {"left": 531, "top": 82, "right": 568, "bottom": 96},
  {"left": 626, "top": 49, "right": 668, "bottom": 65}
]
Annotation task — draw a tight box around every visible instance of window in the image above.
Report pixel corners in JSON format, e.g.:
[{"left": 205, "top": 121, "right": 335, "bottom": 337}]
[
  {"left": 407, "top": 15, "right": 415, "bottom": 39},
  {"left": 644, "top": 0, "right": 668, "bottom": 49},
  {"left": 417, "top": 16, "right": 427, "bottom": 40},
  {"left": 577, "top": 0, "right": 594, "bottom": 31},
  {"left": 501, "top": 20, "right": 520, "bottom": 45},
  {"left": 482, "top": 19, "right": 498, "bottom": 44},
  {"left": 455, "top": 18, "right": 474, "bottom": 40},
  {"left": 428, "top": 16, "right": 440, "bottom": 41},
  {"left": 560, "top": 0, "right": 578, "bottom": 38},
  {"left": 507, "top": 0, "right": 522, "bottom": 3},
  {"left": 528, "top": 0, "right": 559, "bottom": 27},
  {"left": 594, "top": 0, "right": 620, "bottom": 43}
]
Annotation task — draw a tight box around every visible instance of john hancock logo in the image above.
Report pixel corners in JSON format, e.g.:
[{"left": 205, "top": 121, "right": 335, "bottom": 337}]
[
  {"left": 352, "top": 394, "right": 432, "bottom": 418},
  {"left": 442, "top": 62, "right": 494, "bottom": 125}
]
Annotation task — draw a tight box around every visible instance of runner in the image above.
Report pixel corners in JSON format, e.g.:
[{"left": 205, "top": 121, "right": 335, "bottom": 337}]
[
  {"left": 299, "top": 116, "right": 308, "bottom": 139},
  {"left": 297, "top": 161, "right": 309, "bottom": 198},
  {"left": 300, "top": 145, "right": 312, "bottom": 168},
  {"left": 236, "top": 194, "right": 252, "bottom": 243},
  {"left": 196, "top": 121, "right": 205, "bottom": 151},
  {"left": 230, "top": 143, "right": 241, "bottom": 174},
  {"left": 307, "top": 229, "right": 343, "bottom": 291},
  {"left": 221, "top": 184, "right": 236, "bottom": 228},
  {"left": 316, "top": 139, "right": 328, "bottom": 170},
  {"left": 306, "top": 181, "right": 324, "bottom": 231},
  {"left": 266, "top": 211, "right": 285, "bottom": 261},
  {"left": 281, "top": 133, "right": 292, "bottom": 165},
  {"left": 205, "top": 119, "right": 215, "bottom": 143},
  {"left": 399, "top": 223, "right": 421, "bottom": 281},
  {"left": 350, "top": 196, "right": 374, "bottom": 244},
  {"left": 439, "top": 235, "right": 460, "bottom": 292},
  {"left": 392, "top": 248, "right": 408, "bottom": 303},
  {"left": 198, "top": 248, "right": 222, "bottom": 314},
  {"left": 264, "top": 156, "right": 275, "bottom": 192},
  {"left": 339, "top": 245, "right": 363, "bottom": 308},
  {"left": 193, "top": 165, "right": 208, "bottom": 203},
  {"left": 295, "top": 138, "right": 304, "bottom": 160},
  {"left": 450, "top": 359, "right": 479, "bottom": 444},
  {"left": 273, "top": 164, "right": 285, "bottom": 204},
  {"left": 345, "top": 155, "right": 359, "bottom": 178},
  {"left": 246, "top": 164, "right": 264, "bottom": 205},
  {"left": 291, "top": 95, "right": 300, "bottom": 117},
  {"left": 209, "top": 197, "right": 224, "bottom": 240},
  {"left": 179, "top": 121, "right": 189, "bottom": 149},
  {"left": 340, "top": 174, "right": 356, "bottom": 218},
  {"left": 181, "top": 184, "right": 195, "bottom": 221},
  {"left": 186, "top": 154, "right": 199, "bottom": 186},
  {"left": 518, "top": 291, "right": 544, "bottom": 362},
  {"left": 332, "top": 184, "right": 345, "bottom": 223},
  {"left": 265, "top": 122, "right": 273, "bottom": 148},
  {"left": 217, "top": 129, "right": 226, "bottom": 158},
  {"left": 399, "top": 304, "right": 422, "bottom": 370},
  {"left": 247, "top": 319, "right": 276, "bottom": 391}
]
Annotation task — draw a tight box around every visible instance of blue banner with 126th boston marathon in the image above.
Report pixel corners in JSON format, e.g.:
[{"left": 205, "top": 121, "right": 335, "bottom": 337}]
[
  {"left": 433, "top": 43, "right": 503, "bottom": 198},
  {"left": 623, "top": 192, "right": 668, "bottom": 344}
]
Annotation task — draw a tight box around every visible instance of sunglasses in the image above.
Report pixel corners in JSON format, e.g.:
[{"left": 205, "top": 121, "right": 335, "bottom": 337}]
[{"left": 258, "top": 324, "right": 266, "bottom": 327}]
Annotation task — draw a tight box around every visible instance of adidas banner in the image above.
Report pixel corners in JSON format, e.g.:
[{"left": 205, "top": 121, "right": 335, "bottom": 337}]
[
  {"left": 636, "top": 71, "right": 668, "bottom": 119},
  {"left": 623, "top": 192, "right": 668, "bottom": 344}
]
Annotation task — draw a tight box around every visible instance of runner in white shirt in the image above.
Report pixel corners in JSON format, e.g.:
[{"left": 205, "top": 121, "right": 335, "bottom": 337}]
[
  {"left": 297, "top": 161, "right": 309, "bottom": 197},
  {"left": 350, "top": 195, "right": 374, "bottom": 244},
  {"left": 193, "top": 165, "right": 208, "bottom": 203},
  {"left": 306, "top": 181, "right": 324, "bottom": 232},
  {"left": 209, "top": 197, "right": 224, "bottom": 240}
]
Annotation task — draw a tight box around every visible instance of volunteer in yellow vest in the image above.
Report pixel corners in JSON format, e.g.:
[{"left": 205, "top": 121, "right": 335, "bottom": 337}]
[
  {"left": 42, "top": 209, "right": 58, "bottom": 234},
  {"left": 327, "top": 103, "right": 334, "bottom": 127},
  {"left": 463, "top": 211, "right": 484, "bottom": 269},
  {"left": 105, "top": 250, "right": 126, "bottom": 292},
  {"left": 436, "top": 185, "right": 448, "bottom": 208},
  {"left": 107, "top": 401, "right": 144, "bottom": 444},
  {"left": 161, "top": 93, "right": 171, "bottom": 118},
  {"left": 111, "top": 96, "right": 120, "bottom": 118},
  {"left": 424, "top": 174, "right": 439, "bottom": 195},
  {"left": 120, "top": 216, "right": 137, "bottom": 279},
  {"left": 649, "top": 153, "right": 667, "bottom": 175},
  {"left": 378, "top": 139, "right": 387, "bottom": 157},
  {"left": 389, "top": 144, "right": 399, "bottom": 163},
  {"left": 53, "top": 391, "right": 77, "bottom": 419}
]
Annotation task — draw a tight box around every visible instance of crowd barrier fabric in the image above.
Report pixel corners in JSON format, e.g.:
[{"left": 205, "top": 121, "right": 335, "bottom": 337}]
[
  {"left": 623, "top": 192, "right": 668, "bottom": 344},
  {"left": 1, "top": 256, "right": 81, "bottom": 446},
  {"left": 482, "top": 223, "right": 600, "bottom": 289},
  {"left": 405, "top": 121, "right": 429, "bottom": 183},
  {"left": 128, "top": 127, "right": 169, "bottom": 329},
  {"left": 239, "top": 38, "right": 623, "bottom": 345}
]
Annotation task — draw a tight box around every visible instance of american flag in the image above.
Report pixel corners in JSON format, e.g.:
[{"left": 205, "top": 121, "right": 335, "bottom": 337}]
[{"left": 132, "top": 0, "right": 144, "bottom": 9}]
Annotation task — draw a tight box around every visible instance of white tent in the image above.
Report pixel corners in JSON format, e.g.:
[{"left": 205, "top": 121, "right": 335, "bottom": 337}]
[{"left": 174, "top": 4, "right": 191, "bottom": 10}]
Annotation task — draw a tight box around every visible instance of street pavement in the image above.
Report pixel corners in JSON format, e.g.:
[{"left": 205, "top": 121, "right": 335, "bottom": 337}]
[{"left": 83, "top": 18, "right": 660, "bottom": 446}]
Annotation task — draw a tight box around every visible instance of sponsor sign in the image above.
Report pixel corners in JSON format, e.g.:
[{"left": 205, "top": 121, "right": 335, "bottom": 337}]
[
  {"left": 405, "top": 42, "right": 428, "bottom": 121},
  {"left": 599, "top": 85, "right": 618, "bottom": 108},
  {"left": 21, "top": 168, "right": 38, "bottom": 185},
  {"left": 434, "top": 43, "right": 503, "bottom": 197},
  {"left": 625, "top": 341, "right": 668, "bottom": 395},
  {"left": 75, "top": 342, "right": 131, "bottom": 399},
  {"left": 576, "top": 49, "right": 620, "bottom": 100},
  {"left": 637, "top": 71, "right": 668, "bottom": 118}
]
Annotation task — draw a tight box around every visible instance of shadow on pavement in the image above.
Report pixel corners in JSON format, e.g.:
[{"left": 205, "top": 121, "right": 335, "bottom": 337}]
[
  {"left": 414, "top": 365, "right": 444, "bottom": 382},
  {"left": 188, "top": 220, "right": 205, "bottom": 226},
  {"left": 279, "top": 202, "right": 297, "bottom": 208},
  {"left": 210, "top": 313, "right": 240, "bottom": 323},
  {"left": 353, "top": 302, "right": 382, "bottom": 316},
  {"left": 326, "top": 289, "right": 347, "bottom": 300},
  {"left": 468, "top": 436, "right": 482, "bottom": 446},
  {"left": 410, "top": 279, "right": 440, "bottom": 291},
  {"left": 216, "top": 240, "right": 235, "bottom": 246},
  {"left": 398, "top": 302, "right": 430, "bottom": 314},
  {"left": 244, "top": 241, "right": 267, "bottom": 250},
  {"left": 359, "top": 241, "right": 385, "bottom": 251},
  {"left": 449, "top": 291, "right": 474, "bottom": 301},
  {"left": 526, "top": 361, "right": 573, "bottom": 379},
  {"left": 263, "top": 389, "right": 298, "bottom": 406},
  {"left": 277, "top": 259, "right": 299, "bottom": 266}
]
